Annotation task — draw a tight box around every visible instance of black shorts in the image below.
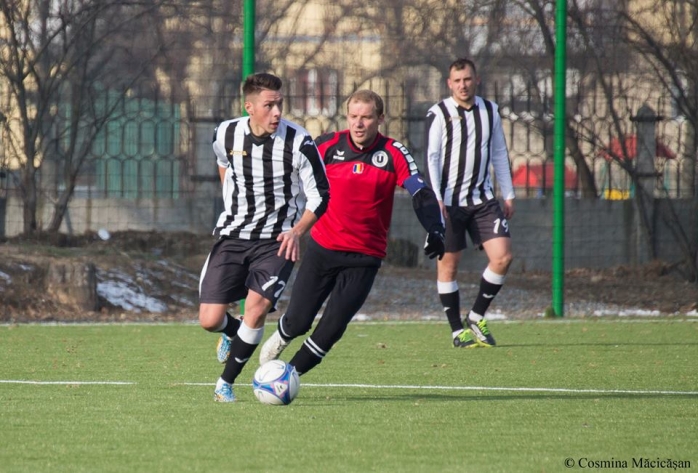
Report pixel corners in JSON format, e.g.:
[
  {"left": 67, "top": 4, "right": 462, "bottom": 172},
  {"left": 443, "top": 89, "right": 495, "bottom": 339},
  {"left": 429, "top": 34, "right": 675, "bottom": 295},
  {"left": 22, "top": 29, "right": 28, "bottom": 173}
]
[
  {"left": 444, "top": 199, "right": 511, "bottom": 253},
  {"left": 198, "top": 238, "right": 294, "bottom": 306}
]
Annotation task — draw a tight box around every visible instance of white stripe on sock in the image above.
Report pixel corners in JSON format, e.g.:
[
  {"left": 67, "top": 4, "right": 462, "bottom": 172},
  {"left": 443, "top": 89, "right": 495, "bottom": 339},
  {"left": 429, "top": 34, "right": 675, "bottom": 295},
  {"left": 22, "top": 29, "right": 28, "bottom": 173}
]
[{"left": 304, "top": 338, "right": 327, "bottom": 358}]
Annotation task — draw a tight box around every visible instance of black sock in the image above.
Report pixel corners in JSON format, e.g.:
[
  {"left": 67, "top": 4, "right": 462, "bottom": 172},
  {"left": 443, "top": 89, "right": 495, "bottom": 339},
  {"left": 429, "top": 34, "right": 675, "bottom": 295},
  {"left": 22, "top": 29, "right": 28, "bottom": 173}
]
[
  {"left": 221, "top": 337, "right": 257, "bottom": 384},
  {"left": 220, "top": 312, "right": 241, "bottom": 339},
  {"left": 289, "top": 338, "right": 327, "bottom": 376},
  {"left": 277, "top": 316, "right": 293, "bottom": 342},
  {"left": 439, "top": 291, "right": 463, "bottom": 333},
  {"left": 471, "top": 278, "right": 503, "bottom": 317}
]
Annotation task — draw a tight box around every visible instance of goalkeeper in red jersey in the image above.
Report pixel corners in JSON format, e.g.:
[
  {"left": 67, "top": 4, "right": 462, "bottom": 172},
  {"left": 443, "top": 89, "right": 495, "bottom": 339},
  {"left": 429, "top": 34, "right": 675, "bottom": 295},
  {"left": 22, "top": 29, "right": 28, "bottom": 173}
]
[{"left": 256, "top": 89, "right": 445, "bottom": 374}]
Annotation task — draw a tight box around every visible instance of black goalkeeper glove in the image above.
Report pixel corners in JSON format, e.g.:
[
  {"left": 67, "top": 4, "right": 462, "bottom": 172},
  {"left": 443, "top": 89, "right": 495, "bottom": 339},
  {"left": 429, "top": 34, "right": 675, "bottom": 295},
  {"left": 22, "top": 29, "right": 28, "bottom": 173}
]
[{"left": 424, "top": 230, "right": 445, "bottom": 260}]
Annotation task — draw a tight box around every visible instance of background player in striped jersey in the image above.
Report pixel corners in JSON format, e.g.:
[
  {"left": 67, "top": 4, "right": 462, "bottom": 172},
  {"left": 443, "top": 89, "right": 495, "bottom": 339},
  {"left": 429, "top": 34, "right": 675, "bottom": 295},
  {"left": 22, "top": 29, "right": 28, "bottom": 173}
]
[
  {"left": 199, "top": 72, "right": 330, "bottom": 402},
  {"left": 425, "top": 58, "right": 515, "bottom": 348},
  {"left": 256, "top": 89, "right": 445, "bottom": 375}
]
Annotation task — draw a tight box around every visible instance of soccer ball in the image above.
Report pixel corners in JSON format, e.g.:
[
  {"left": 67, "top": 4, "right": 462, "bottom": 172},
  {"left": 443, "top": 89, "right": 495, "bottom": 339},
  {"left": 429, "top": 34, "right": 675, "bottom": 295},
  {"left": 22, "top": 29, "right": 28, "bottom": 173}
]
[{"left": 252, "top": 360, "right": 300, "bottom": 405}]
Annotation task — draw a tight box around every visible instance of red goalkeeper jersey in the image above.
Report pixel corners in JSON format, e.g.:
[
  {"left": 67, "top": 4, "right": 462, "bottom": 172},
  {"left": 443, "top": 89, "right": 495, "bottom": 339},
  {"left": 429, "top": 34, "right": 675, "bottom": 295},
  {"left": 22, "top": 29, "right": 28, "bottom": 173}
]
[{"left": 311, "top": 130, "right": 420, "bottom": 259}]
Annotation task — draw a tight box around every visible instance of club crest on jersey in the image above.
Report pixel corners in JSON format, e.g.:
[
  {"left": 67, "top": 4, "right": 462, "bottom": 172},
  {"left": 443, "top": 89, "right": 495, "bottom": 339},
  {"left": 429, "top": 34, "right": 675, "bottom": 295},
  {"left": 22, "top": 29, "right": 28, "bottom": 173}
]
[
  {"left": 371, "top": 151, "right": 389, "bottom": 168},
  {"left": 352, "top": 163, "right": 364, "bottom": 174}
]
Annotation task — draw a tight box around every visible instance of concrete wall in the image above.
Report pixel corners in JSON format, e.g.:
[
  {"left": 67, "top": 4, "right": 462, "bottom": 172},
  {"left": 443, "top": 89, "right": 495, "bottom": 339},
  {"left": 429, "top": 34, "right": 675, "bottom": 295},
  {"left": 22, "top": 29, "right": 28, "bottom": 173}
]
[
  {"left": 2, "top": 196, "right": 217, "bottom": 236},
  {"left": 389, "top": 194, "right": 696, "bottom": 272},
  {"left": 2, "top": 194, "right": 695, "bottom": 273}
]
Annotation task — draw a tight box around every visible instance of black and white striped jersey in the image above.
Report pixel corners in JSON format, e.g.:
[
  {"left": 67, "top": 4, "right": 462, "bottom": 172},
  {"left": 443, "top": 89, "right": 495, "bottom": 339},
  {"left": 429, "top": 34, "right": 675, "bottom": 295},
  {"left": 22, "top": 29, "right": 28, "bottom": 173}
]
[
  {"left": 212, "top": 117, "right": 330, "bottom": 239},
  {"left": 425, "top": 96, "right": 514, "bottom": 207}
]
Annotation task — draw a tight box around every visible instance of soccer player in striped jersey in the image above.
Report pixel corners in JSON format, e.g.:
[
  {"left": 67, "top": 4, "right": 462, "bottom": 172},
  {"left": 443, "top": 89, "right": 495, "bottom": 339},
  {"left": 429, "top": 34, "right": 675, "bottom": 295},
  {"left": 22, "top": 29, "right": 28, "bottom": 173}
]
[
  {"left": 257, "top": 89, "right": 445, "bottom": 375},
  {"left": 425, "top": 58, "right": 515, "bottom": 348},
  {"left": 199, "top": 73, "right": 330, "bottom": 402}
]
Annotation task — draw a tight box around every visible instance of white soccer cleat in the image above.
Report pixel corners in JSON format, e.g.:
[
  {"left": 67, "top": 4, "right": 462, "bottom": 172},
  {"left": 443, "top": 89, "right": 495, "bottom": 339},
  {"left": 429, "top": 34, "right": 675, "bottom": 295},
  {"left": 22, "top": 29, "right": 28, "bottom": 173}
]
[{"left": 259, "top": 330, "right": 290, "bottom": 365}]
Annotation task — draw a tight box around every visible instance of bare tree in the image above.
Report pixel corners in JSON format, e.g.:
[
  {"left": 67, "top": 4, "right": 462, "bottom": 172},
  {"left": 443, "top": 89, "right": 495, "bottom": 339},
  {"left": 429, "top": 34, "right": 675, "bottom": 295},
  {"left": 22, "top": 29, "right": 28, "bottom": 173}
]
[
  {"left": 152, "top": 1, "right": 310, "bottom": 119},
  {"left": 510, "top": 0, "right": 697, "bottom": 279},
  {"left": 620, "top": 0, "right": 698, "bottom": 198},
  {"left": 618, "top": 0, "right": 698, "bottom": 280},
  {"left": 316, "top": 0, "right": 498, "bottom": 81},
  {"left": 0, "top": 0, "right": 170, "bottom": 234}
]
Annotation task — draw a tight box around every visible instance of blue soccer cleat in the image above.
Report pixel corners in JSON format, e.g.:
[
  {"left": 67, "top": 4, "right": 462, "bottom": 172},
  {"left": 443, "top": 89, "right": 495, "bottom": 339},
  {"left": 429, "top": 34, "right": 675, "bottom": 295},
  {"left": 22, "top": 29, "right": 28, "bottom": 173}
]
[
  {"left": 216, "top": 334, "right": 232, "bottom": 364},
  {"left": 214, "top": 382, "right": 236, "bottom": 402}
]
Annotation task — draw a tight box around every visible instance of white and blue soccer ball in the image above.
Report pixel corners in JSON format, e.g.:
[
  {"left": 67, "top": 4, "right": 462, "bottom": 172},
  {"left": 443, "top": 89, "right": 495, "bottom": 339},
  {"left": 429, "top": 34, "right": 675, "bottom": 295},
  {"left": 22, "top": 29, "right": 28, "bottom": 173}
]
[{"left": 252, "top": 360, "right": 300, "bottom": 405}]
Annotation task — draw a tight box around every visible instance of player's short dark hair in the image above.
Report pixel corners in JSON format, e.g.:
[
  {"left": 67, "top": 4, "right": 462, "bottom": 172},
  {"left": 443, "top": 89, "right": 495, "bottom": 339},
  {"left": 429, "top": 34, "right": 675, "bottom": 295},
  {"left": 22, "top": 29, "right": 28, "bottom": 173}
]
[
  {"left": 347, "top": 89, "right": 384, "bottom": 116},
  {"left": 449, "top": 58, "right": 477, "bottom": 75},
  {"left": 242, "top": 73, "right": 282, "bottom": 97}
]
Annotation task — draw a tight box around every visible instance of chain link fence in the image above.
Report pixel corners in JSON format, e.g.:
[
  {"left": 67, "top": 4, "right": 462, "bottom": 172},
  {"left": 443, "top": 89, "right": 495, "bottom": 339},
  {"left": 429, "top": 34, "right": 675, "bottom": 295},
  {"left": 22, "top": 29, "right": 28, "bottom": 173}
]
[{"left": 1, "top": 0, "right": 696, "bottom": 275}]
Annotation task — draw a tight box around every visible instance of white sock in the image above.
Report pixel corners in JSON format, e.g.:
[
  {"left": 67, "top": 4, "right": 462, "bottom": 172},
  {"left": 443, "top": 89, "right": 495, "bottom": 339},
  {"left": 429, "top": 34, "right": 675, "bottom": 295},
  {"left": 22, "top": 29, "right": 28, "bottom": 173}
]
[
  {"left": 216, "top": 377, "right": 229, "bottom": 389},
  {"left": 213, "top": 316, "right": 228, "bottom": 333},
  {"left": 452, "top": 329, "right": 464, "bottom": 339},
  {"left": 483, "top": 267, "right": 506, "bottom": 285},
  {"left": 468, "top": 310, "right": 484, "bottom": 322},
  {"left": 437, "top": 280, "right": 459, "bottom": 293},
  {"left": 237, "top": 322, "right": 264, "bottom": 345}
]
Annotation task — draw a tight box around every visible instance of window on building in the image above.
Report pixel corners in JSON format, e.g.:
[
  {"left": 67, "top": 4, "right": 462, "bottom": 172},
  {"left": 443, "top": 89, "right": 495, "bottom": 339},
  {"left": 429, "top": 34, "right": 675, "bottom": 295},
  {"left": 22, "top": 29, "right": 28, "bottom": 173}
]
[{"left": 289, "top": 68, "right": 338, "bottom": 116}]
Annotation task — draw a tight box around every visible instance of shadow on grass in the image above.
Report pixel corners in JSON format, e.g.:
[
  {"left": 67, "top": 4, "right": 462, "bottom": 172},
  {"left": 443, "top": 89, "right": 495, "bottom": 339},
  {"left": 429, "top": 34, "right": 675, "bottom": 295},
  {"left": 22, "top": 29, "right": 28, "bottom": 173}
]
[
  {"left": 499, "top": 341, "right": 698, "bottom": 348},
  {"left": 313, "top": 392, "right": 698, "bottom": 402}
]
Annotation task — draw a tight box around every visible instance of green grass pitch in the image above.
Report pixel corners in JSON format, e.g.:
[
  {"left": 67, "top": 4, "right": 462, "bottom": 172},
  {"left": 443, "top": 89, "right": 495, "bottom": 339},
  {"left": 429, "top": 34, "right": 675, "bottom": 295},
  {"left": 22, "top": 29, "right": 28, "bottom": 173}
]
[{"left": 1, "top": 320, "right": 697, "bottom": 472}]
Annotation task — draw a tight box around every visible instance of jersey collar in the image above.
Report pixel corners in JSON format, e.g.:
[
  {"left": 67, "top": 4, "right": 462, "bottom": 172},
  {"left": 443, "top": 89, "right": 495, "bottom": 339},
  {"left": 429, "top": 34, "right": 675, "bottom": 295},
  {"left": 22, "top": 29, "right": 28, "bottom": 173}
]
[
  {"left": 449, "top": 96, "right": 480, "bottom": 112},
  {"left": 243, "top": 117, "right": 282, "bottom": 142},
  {"left": 345, "top": 130, "right": 383, "bottom": 153}
]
